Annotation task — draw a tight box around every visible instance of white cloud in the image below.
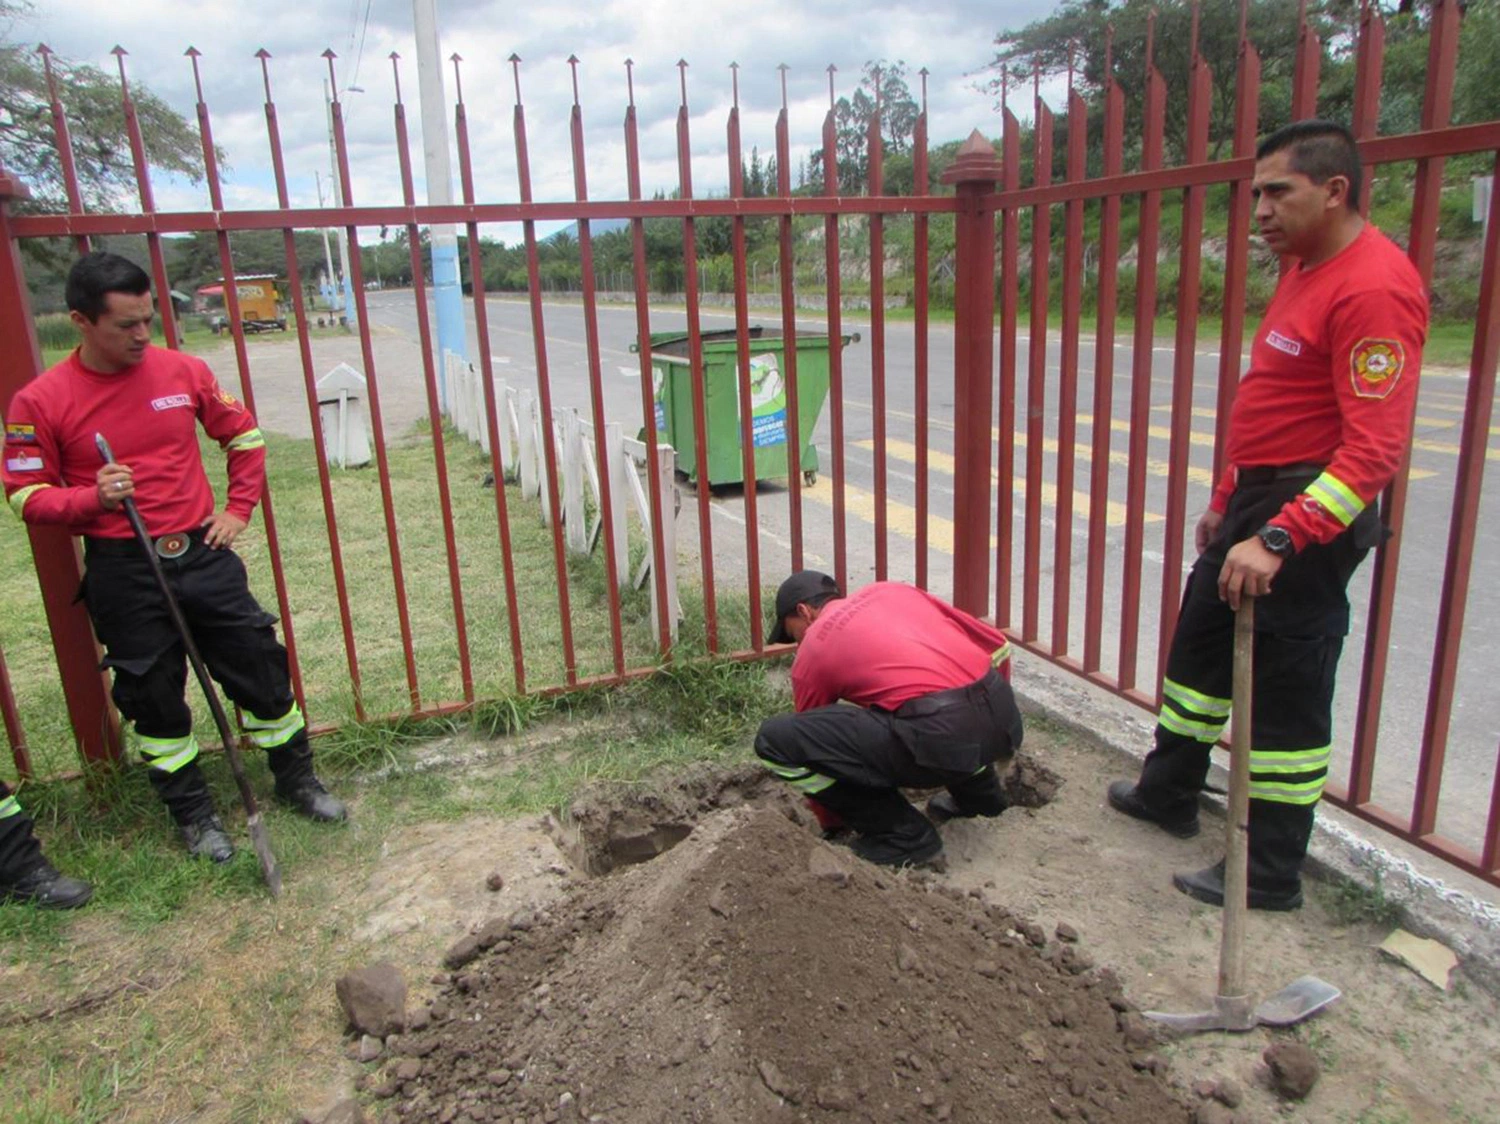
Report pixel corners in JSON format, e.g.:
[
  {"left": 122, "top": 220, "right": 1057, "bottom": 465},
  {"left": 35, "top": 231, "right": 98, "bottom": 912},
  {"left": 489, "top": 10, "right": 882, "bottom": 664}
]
[{"left": 13, "top": 0, "right": 1058, "bottom": 242}]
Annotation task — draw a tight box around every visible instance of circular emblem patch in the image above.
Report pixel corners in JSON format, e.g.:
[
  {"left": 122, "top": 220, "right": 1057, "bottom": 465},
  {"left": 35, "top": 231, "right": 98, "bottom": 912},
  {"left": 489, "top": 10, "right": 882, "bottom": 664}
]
[{"left": 1350, "top": 338, "right": 1405, "bottom": 399}]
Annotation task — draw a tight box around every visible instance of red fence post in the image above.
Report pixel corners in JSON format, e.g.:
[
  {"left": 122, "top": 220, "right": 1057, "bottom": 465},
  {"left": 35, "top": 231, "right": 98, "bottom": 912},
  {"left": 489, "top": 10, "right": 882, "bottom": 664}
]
[
  {"left": 942, "top": 132, "right": 1004, "bottom": 617},
  {"left": 0, "top": 168, "right": 122, "bottom": 769}
]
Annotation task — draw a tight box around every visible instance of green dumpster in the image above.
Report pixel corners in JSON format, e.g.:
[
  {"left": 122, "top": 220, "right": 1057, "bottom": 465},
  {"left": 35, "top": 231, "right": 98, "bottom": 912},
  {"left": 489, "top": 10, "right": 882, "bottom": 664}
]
[{"left": 635, "top": 326, "right": 856, "bottom": 488}]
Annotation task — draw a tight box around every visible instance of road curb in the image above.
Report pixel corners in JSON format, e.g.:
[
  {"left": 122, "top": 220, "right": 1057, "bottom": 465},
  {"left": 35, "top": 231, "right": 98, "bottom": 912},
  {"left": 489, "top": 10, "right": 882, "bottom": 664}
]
[{"left": 1011, "top": 649, "right": 1500, "bottom": 999}]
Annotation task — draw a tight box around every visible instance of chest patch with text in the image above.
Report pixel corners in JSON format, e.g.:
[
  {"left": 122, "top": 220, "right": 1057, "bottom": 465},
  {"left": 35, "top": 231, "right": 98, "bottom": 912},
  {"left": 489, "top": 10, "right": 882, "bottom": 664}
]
[
  {"left": 1266, "top": 330, "right": 1303, "bottom": 357},
  {"left": 151, "top": 394, "right": 193, "bottom": 411}
]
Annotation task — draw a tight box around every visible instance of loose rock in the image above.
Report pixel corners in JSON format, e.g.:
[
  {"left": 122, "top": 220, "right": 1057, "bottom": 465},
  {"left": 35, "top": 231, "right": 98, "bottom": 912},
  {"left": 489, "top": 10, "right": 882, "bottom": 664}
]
[
  {"left": 335, "top": 962, "right": 408, "bottom": 1038},
  {"left": 1264, "top": 1041, "right": 1320, "bottom": 1100}
]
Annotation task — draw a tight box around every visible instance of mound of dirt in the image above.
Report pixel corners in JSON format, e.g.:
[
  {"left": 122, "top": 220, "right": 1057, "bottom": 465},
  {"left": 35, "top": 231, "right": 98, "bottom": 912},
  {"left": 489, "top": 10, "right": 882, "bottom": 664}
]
[{"left": 368, "top": 803, "right": 1190, "bottom": 1123}]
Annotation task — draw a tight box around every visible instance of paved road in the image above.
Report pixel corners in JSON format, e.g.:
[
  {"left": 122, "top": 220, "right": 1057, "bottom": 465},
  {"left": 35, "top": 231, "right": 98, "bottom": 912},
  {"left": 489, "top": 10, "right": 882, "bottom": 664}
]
[{"left": 221, "top": 288, "right": 1499, "bottom": 858}]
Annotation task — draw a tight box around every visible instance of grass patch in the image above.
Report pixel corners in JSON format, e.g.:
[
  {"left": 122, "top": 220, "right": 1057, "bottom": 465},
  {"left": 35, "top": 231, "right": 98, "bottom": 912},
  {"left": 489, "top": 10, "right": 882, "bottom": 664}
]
[{"left": 1318, "top": 869, "right": 1405, "bottom": 929}]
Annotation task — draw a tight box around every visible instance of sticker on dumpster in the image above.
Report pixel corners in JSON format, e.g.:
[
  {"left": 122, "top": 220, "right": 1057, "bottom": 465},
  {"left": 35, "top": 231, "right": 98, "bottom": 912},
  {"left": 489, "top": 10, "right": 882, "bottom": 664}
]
[
  {"left": 750, "top": 353, "right": 787, "bottom": 448},
  {"left": 653, "top": 365, "right": 667, "bottom": 432}
]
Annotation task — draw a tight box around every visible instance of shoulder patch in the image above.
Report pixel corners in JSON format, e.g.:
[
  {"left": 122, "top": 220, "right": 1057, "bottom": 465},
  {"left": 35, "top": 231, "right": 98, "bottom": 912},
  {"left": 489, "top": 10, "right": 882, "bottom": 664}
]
[
  {"left": 5, "top": 423, "right": 36, "bottom": 443},
  {"left": 1350, "top": 338, "right": 1405, "bottom": 400}
]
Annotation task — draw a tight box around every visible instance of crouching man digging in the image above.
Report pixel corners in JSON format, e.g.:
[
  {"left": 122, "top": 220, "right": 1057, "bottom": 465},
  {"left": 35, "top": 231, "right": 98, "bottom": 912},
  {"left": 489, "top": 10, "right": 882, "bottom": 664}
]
[{"left": 754, "top": 571, "right": 1024, "bottom": 866}]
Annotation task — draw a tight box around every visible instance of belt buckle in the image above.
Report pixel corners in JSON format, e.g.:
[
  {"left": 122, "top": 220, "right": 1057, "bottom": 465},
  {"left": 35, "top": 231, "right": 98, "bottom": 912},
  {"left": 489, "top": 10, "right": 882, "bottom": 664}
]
[{"left": 154, "top": 533, "right": 190, "bottom": 559}]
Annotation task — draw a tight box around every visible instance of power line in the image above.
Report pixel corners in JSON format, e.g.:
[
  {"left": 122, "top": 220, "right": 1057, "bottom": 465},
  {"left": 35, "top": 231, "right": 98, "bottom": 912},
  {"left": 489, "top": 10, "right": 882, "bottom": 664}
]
[{"left": 349, "top": 0, "right": 375, "bottom": 93}]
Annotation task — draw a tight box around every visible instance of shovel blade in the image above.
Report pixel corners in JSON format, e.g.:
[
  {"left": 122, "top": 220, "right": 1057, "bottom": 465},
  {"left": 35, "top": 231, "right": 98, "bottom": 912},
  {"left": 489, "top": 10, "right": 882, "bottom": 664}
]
[
  {"left": 1254, "top": 975, "right": 1340, "bottom": 1027},
  {"left": 246, "top": 813, "right": 283, "bottom": 898},
  {"left": 1145, "top": 993, "right": 1257, "bottom": 1034}
]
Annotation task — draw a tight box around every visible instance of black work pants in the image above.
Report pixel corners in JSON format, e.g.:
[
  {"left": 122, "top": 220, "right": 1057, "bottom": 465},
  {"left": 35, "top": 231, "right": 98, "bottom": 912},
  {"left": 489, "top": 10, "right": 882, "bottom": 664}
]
[
  {"left": 0, "top": 780, "right": 44, "bottom": 879},
  {"left": 754, "top": 670, "right": 1023, "bottom": 832},
  {"left": 1137, "top": 475, "right": 1378, "bottom": 892},
  {"left": 82, "top": 533, "right": 294, "bottom": 739}
]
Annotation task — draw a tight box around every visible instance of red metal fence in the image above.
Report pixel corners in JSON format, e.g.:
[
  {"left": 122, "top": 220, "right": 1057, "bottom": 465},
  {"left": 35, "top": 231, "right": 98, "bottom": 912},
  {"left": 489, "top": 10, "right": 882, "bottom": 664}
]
[{"left": 1, "top": 0, "right": 1498, "bottom": 887}]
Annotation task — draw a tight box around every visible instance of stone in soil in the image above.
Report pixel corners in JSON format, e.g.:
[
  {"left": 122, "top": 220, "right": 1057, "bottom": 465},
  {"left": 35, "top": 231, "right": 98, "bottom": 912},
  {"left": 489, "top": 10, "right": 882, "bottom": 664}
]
[
  {"left": 376, "top": 803, "right": 1191, "bottom": 1122},
  {"left": 1264, "top": 1040, "right": 1321, "bottom": 1100}
]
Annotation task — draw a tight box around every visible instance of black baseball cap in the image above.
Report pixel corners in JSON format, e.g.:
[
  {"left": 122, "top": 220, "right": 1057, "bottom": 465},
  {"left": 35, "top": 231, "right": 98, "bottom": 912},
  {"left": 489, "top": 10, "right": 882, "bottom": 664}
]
[{"left": 769, "top": 570, "right": 841, "bottom": 644}]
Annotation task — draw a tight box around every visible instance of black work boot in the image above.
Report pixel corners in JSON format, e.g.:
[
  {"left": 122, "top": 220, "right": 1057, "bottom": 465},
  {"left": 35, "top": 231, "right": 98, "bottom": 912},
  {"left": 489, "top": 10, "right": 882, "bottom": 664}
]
[
  {"left": 1172, "top": 859, "right": 1304, "bottom": 912},
  {"left": 1106, "top": 780, "right": 1200, "bottom": 838},
  {"left": 814, "top": 783, "right": 943, "bottom": 868},
  {"left": 1, "top": 860, "right": 93, "bottom": 909},
  {"left": 928, "top": 764, "right": 1009, "bottom": 824},
  {"left": 181, "top": 814, "right": 235, "bottom": 864},
  {"left": 268, "top": 744, "right": 347, "bottom": 822}
]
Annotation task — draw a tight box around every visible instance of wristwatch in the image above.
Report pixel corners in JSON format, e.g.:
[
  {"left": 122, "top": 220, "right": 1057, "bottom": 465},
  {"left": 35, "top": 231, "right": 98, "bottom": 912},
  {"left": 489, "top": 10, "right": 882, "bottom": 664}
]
[{"left": 1255, "top": 524, "right": 1296, "bottom": 559}]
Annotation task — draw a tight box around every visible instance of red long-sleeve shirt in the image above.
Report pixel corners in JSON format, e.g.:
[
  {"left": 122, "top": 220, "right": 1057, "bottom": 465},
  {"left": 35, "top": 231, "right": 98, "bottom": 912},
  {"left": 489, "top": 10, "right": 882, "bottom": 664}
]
[
  {"left": 791, "top": 582, "right": 1013, "bottom": 713},
  {"left": 1209, "top": 225, "right": 1428, "bottom": 550},
  {"left": 3, "top": 346, "right": 266, "bottom": 537}
]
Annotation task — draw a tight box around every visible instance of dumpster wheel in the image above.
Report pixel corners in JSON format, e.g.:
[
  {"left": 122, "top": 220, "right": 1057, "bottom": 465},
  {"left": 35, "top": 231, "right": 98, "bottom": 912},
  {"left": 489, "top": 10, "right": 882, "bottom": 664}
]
[{"left": 803, "top": 470, "right": 818, "bottom": 486}]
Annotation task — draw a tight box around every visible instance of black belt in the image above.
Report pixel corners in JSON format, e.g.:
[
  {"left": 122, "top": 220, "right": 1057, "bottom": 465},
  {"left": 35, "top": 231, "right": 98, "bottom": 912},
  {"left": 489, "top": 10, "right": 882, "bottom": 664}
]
[
  {"left": 84, "top": 527, "right": 207, "bottom": 560},
  {"left": 894, "top": 669, "right": 1002, "bottom": 720},
  {"left": 1236, "top": 462, "right": 1326, "bottom": 487}
]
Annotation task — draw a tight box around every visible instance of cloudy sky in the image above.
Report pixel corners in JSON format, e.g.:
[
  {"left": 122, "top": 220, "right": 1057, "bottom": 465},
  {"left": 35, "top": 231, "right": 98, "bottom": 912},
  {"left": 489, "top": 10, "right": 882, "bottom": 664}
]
[{"left": 13, "top": 0, "right": 1056, "bottom": 241}]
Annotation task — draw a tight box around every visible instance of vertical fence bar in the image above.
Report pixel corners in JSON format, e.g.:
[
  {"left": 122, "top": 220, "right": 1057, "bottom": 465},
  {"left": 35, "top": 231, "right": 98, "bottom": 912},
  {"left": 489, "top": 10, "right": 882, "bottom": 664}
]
[
  {"left": 188, "top": 49, "right": 306, "bottom": 714},
  {"left": 1118, "top": 30, "right": 1166, "bottom": 696},
  {"left": 775, "top": 66, "right": 805, "bottom": 573},
  {"left": 822, "top": 68, "right": 849, "bottom": 591},
  {"left": 325, "top": 52, "right": 422, "bottom": 709},
  {"left": 1351, "top": 3, "right": 1384, "bottom": 220},
  {"left": 38, "top": 47, "right": 89, "bottom": 256},
  {"left": 867, "top": 74, "right": 889, "bottom": 581},
  {"left": 623, "top": 60, "right": 675, "bottom": 655},
  {"left": 511, "top": 55, "right": 578, "bottom": 685},
  {"left": 1406, "top": 0, "right": 1463, "bottom": 837},
  {"left": 1291, "top": 0, "right": 1320, "bottom": 120},
  {"left": 394, "top": 54, "right": 474, "bottom": 703},
  {"left": 1212, "top": 33, "right": 1260, "bottom": 486},
  {"left": 1084, "top": 62, "right": 1125, "bottom": 675},
  {"left": 727, "top": 65, "right": 765, "bottom": 646},
  {"left": 0, "top": 648, "right": 30, "bottom": 777},
  {"left": 1052, "top": 80, "right": 1086, "bottom": 657},
  {"left": 675, "top": 60, "right": 718, "bottom": 652},
  {"left": 1157, "top": 34, "right": 1212, "bottom": 686},
  {"left": 258, "top": 50, "right": 366, "bottom": 721},
  {"left": 995, "top": 96, "right": 1021, "bottom": 627},
  {"left": 565, "top": 57, "right": 627, "bottom": 677},
  {"left": 943, "top": 134, "right": 1004, "bottom": 617},
  {"left": 0, "top": 168, "right": 121, "bottom": 769},
  {"left": 913, "top": 73, "right": 931, "bottom": 591},
  {"left": 1414, "top": 145, "right": 1499, "bottom": 847},
  {"left": 111, "top": 49, "right": 178, "bottom": 351},
  {"left": 1022, "top": 90, "right": 1052, "bottom": 644}
]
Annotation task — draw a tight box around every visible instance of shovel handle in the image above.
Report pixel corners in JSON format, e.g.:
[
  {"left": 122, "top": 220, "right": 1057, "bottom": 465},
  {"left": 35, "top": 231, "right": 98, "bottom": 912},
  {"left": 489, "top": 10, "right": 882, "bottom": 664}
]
[{"left": 1218, "top": 596, "right": 1254, "bottom": 1003}]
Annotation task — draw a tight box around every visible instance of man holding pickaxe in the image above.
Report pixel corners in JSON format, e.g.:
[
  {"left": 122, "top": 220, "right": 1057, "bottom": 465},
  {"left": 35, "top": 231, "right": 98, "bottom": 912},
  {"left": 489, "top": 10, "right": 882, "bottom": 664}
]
[
  {"left": 1107, "top": 120, "right": 1429, "bottom": 911},
  {"left": 1, "top": 251, "right": 344, "bottom": 903}
]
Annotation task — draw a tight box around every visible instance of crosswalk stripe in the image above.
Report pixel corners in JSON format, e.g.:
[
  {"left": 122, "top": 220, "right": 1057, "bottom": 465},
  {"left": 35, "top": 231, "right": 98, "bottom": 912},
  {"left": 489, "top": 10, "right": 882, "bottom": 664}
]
[{"left": 854, "top": 438, "right": 1156, "bottom": 527}]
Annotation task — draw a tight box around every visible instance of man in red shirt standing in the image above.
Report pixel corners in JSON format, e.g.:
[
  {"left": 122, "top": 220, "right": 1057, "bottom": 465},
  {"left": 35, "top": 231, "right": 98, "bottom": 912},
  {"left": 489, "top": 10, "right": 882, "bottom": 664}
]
[
  {"left": 1, "top": 252, "right": 345, "bottom": 890},
  {"left": 755, "top": 570, "right": 1023, "bottom": 866},
  {"left": 1107, "top": 120, "right": 1429, "bottom": 910}
]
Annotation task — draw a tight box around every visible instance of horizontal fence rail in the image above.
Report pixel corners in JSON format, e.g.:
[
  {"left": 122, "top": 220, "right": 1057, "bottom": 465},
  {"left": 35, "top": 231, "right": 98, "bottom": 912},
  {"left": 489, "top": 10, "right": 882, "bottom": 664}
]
[{"left": 1, "top": 0, "right": 1498, "bottom": 890}]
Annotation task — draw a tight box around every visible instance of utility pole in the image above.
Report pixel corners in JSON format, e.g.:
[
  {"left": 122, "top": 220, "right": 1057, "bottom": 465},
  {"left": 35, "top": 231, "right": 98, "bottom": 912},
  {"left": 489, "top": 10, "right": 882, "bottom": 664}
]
[
  {"left": 314, "top": 170, "right": 338, "bottom": 313},
  {"left": 323, "top": 79, "right": 357, "bottom": 327},
  {"left": 412, "top": 0, "right": 466, "bottom": 388}
]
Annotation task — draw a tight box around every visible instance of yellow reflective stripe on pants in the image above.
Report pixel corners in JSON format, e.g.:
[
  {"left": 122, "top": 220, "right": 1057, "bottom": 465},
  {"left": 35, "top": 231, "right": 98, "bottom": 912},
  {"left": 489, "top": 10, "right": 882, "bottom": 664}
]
[
  {"left": 1157, "top": 706, "right": 1226, "bottom": 744},
  {"left": 1250, "top": 745, "right": 1332, "bottom": 772},
  {"left": 240, "top": 704, "right": 305, "bottom": 750},
  {"left": 139, "top": 735, "right": 199, "bottom": 774},
  {"left": 1162, "top": 677, "right": 1232, "bottom": 719},
  {"left": 762, "top": 761, "right": 837, "bottom": 796},
  {"left": 0, "top": 794, "right": 20, "bottom": 819},
  {"left": 1249, "top": 777, "right": 1326, "bottom": 805}
]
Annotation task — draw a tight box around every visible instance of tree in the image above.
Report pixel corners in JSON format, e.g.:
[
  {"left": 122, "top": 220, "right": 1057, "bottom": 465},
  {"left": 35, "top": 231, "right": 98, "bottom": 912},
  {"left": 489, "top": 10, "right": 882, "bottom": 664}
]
[
  {"left": 810, "top": 61, "right": 921, "bottom": 194},
  {"left": 1, "top": 3, "right": 209, "bottom": 222}
]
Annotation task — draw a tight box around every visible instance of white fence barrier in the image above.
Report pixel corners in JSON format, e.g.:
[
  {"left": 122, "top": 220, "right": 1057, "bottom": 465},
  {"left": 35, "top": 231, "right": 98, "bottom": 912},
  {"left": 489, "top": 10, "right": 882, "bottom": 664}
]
[{"left": 441, "top": 351, "right": 680, "bottom": 639}]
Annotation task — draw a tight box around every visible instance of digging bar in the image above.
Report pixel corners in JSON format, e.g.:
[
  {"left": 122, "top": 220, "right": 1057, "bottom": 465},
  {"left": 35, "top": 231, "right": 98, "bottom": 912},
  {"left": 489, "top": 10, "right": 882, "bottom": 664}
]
[
  {"left": 95, "top": 433, "right": 282, "bottom": 897},
  {"left": 1145, "top": 596, "right": 1338, "bottom": 1032}
]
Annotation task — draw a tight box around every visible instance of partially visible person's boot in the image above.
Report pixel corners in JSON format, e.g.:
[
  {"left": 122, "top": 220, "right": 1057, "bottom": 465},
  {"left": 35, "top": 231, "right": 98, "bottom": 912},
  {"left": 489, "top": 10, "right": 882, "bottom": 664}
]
[
  {"left": 1106, "top": 780, "right": 1200, "bottom": 838},
  {"left": 929, "top": 764, "right": 1009, "bottom": 823},
  {"left": 814, "top": 782, "right": 943, "bottom": 867},
  {"left": 267, "top": 743, "right": 347, "bottom": 823},
  {"left": 1171, "top": 859, "right": 1304, "bottom": 912},
  {"left": 1, "top": 860, "right": 93, "bottom": 909},
  {"left": 181, "top": 814, "right": 235, "bottom": 864},
  {"left": 850, "top": 819, "right": 944, "bottom": 867}
]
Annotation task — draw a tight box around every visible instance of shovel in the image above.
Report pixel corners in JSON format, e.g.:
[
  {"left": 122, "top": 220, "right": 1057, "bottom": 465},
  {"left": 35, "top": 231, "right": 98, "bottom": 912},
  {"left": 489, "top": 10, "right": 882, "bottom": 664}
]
[
  {"left": 95, "top": 433, "right": 282, "bottom": 897},
  {"left": 1144, "top": 596, "right": 1338, "bottom": 1032}
]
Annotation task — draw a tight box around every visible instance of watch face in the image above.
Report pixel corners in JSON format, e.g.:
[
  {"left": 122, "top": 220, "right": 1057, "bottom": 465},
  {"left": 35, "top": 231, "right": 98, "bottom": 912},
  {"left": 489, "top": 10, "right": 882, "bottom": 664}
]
[{"left": 1259, "top": 526, "right": 1294, "bottom": 556}]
